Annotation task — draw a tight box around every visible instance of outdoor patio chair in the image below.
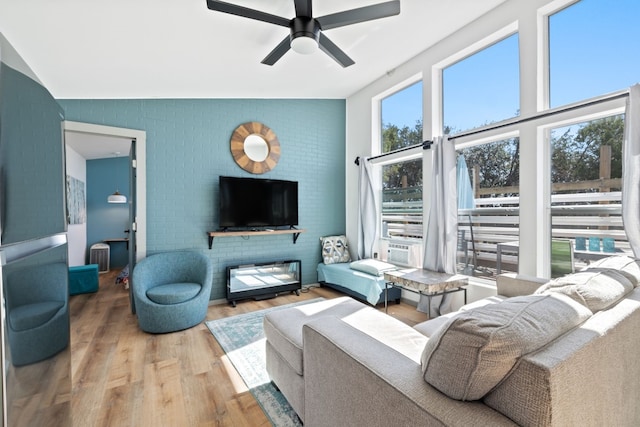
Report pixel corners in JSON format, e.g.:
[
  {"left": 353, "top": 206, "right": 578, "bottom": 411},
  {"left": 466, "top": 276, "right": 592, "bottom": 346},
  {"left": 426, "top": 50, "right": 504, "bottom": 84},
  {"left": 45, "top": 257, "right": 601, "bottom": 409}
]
[{"left": 551, "top": 239, "right": 574, "bottom": 278}]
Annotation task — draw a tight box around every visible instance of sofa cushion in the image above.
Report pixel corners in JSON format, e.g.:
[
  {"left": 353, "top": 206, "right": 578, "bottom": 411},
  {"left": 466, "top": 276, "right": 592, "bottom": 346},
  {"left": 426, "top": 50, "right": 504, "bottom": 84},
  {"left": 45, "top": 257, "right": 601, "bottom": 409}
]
[
  {"left": 340, "top": 307, "right": 429, "bottom": 363},
  {"left": 420, "top": 293, "right": 592, "bottom": 401},
  {"left": 320, "top": 235, "right": 351, "bottom": 264},
  {"left": 146, "top": 282, "right": 201, "bottom": 305},
  {"left": 583, "top": 255, "right": 640, "bottom": 286},
  {"left": 349, "top": 259, "right": 397, "bottom": 276},
  {"left": 535, "top": 269, "right": 634, "bottom": 312},
  {"left": 413, "top": 312, "right": 459, "bottom": 338},
  {"left": 263, "top": 297, "right": 367, "bottom": 375},
  {"left": 460, "top": 295, "right": 507, "bottom": 310}
]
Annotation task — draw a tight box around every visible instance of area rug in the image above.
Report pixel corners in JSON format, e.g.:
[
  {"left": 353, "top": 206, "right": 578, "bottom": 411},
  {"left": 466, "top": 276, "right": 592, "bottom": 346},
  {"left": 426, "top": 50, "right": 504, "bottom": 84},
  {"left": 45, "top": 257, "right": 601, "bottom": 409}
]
[{"left": 206, "top": 298, "right": 324, "bottom": 427}]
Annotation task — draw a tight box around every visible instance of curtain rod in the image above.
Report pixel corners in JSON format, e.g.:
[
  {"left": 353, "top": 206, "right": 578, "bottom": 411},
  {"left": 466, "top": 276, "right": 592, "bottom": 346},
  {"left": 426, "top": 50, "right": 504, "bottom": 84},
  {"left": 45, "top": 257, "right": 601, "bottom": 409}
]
[
  {"left": 354, "top": 88, "right": 630, "bottom": 166},
  {"left": 354, "top": 140, "right": 431, "bottom": 166},
  {"left": 449, "top": 89, "right": 629, "bottom": 141}
]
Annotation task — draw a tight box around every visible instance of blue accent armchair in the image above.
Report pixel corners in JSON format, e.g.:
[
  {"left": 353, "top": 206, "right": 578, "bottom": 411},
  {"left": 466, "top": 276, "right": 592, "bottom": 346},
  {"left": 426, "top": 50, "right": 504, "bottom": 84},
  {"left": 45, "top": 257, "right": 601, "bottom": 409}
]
[
  {"left": 131, "top": 251, "right": 214, "bottom": 333},
  {"left": 4, "top": 262, "right": 70, "bottom": 366}
]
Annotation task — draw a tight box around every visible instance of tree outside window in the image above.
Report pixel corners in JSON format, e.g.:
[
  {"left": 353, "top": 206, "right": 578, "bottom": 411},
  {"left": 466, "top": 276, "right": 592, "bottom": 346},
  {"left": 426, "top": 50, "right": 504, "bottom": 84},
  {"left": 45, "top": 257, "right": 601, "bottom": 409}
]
[{"left": 380, "top": 82, "right": 423, "bottom": 240}]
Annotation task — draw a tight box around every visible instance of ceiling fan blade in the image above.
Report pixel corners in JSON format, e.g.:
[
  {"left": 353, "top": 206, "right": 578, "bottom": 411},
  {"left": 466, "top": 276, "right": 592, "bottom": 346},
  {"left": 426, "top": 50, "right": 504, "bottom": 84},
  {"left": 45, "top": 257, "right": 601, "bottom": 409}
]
[
  {"left": 261, "top": 36, "right": 292, "bottom": 66},
  {"left": 294, "top": 0, "right": 313, "bottom": 17},
  {"left": 318, "top": 33, "right": 355, "bottom": 68},
  {"left": 206, "top": 0, "right": 290, "bottom": 27},
  {"left": 316, "top": 0, "right": 400, "bottom": 30}
]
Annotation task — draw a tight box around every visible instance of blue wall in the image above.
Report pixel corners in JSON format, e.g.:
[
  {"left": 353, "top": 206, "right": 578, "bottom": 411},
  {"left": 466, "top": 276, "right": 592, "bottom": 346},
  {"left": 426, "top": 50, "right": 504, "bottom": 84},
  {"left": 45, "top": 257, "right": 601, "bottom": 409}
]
[
  {"left": 1, "top": 64, "right": 66, "bottom": 244},
  {"left": 58, "top": 99, "right": 346, "bottom": 300},
  {"left": 86, "top": 157, "right": 130, "bottom": 268}
]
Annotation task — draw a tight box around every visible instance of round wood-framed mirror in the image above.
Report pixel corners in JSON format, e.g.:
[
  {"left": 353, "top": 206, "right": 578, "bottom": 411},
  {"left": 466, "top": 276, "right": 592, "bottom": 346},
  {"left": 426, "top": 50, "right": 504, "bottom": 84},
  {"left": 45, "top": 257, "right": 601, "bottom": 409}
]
[{"left": 230, "top": 122, "right": 281, "bottom": 174}]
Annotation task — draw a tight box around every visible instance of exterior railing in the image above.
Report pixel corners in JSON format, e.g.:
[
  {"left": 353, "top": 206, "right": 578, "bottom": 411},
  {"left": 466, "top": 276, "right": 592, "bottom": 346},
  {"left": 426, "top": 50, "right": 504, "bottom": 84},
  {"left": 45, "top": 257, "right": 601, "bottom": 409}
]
[
  {"left": 382, "top": 183, "right": 629, "bottom": 276},
  {"left": 382, "top": 186, "right": 423, "bottom": 239}
]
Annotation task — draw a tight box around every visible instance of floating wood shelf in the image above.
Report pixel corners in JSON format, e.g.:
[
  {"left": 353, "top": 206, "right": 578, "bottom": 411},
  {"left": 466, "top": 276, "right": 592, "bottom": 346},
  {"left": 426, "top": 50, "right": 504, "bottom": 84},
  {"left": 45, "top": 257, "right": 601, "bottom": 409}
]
[{"left": 207, "top": 228, "right": 306, "bottom": 249}]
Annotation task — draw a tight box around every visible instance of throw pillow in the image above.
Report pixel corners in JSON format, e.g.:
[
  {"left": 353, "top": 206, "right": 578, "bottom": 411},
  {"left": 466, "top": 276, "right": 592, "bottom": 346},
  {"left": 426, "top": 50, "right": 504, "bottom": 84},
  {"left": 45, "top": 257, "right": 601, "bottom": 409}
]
[
  {"left": 320, "top": 235, "right": 351, "bottom": 264},
  {"left": 583, "top": 255, "right": 640, "bottom": 287},
  {"left": 349, "top": 259, "right": 397, "bottom": 276},
  {"left": 420, "top": 293, "right": 592, "bottom": 401},
  {"left": 535, "top": 269, "right": 634, "bottom": 312}
]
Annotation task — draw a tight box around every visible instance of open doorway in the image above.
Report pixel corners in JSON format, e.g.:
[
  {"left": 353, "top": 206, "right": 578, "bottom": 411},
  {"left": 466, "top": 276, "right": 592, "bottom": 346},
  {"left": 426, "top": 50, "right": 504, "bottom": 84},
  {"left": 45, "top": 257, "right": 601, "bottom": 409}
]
[
  {"left": 63, "top": 121, "right": 146, "bottom": 310},
  {"left": 65, "top": 131, "right": 130, "bottom": 267}
]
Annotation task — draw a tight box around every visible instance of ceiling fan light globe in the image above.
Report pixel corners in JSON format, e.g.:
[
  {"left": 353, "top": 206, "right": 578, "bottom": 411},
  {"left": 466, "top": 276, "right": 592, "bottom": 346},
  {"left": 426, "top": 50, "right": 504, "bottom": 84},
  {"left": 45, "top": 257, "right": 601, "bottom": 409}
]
[{"left": 290, "top": 36, "right": 318, "bottom": 55}]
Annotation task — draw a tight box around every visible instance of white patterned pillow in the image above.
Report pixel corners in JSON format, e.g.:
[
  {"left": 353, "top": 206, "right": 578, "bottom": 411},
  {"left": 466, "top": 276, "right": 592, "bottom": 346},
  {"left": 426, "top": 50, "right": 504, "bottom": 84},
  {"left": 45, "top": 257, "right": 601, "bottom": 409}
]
[{"left": 321, "top": 235, "right": 351, "bottom": 264}]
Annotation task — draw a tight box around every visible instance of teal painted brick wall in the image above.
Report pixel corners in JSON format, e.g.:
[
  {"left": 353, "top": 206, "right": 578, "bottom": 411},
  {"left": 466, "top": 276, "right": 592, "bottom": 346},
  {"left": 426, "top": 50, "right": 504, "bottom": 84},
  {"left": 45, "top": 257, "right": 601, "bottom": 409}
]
[
  {"left": 1, "top": 64, "right": 66, "bottom": 244},
  {"left": 59, "top": 99, "right": 346, "bottom": 300},
  {"left": 86, "top": 157, "right": 130, "bottom": 268}
]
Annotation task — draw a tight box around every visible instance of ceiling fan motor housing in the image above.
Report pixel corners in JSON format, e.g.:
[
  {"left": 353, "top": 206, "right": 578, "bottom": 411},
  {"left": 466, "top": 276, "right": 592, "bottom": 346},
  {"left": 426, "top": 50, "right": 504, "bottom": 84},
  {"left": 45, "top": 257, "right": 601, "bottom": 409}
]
[{"left": 290, "top": 17, "right": 320, "bottom": 45}]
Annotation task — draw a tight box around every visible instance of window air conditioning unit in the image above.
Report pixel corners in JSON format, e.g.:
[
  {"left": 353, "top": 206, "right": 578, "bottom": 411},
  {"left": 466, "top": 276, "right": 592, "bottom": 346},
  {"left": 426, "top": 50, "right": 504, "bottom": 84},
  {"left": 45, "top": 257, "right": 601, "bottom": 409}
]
[
  {"left": 90, "top": 243, "right": 110, "bottom": 273},
  {"left": 388, "top": 243, "right": 410, "bottom": 266}
]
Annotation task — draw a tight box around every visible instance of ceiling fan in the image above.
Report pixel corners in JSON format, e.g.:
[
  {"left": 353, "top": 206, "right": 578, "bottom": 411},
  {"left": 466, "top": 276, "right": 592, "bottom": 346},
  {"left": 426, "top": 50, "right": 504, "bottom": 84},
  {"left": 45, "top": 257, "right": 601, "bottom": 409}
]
[{"left": 206, "top": 0, "right": 401, "bottom": 67}]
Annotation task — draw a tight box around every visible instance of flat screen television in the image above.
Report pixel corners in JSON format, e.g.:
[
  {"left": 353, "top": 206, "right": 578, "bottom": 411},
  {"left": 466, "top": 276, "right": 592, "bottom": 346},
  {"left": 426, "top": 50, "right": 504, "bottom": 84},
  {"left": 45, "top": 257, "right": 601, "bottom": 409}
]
[{"left": 219, "top": 176, "right": 298, "bottom": 229}]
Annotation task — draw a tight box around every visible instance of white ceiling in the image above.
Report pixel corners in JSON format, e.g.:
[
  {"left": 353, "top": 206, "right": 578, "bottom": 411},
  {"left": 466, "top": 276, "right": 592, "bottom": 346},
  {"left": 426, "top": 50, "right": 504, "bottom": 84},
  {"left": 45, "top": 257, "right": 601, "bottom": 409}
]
[
  {"left": 0, "top": 0, "right": 507, "bottom": 99},
  {"left": 65, "top": 131, "right": 132, "bottom": 160}
]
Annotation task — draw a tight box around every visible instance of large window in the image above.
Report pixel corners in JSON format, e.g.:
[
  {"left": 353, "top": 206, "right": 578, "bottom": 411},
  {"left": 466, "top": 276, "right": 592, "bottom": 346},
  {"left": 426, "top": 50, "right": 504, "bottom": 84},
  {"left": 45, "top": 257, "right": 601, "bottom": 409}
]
[
  {"left": 381, "top": 80, "right": 423, "bottom": 146},
  {"left": 380, "top": 81, "right": 423, "bottom": 241},
  {"left": 549, "top": 0, "right": 640, "bottom": 107},
  {"left": 443, "top": 34, "right": 520, "bottom": 133},
  {"left": 448, "top": 0, "right": 638, "bottom": 279},
  {"left": 443, "top": 33, "right": 521, "bottom": 277},
  {"left": 365, "top": 0, "right": 639, "bottom": 279},
  {"left": 544, "top": 0, "right": 637, "bottom": 276},
  {"left": 550, "top": 114, "right": 626, "bottom": 271},
  {"left": 381, "top": 159, "right": 423, "bottom": 239},
  {"left": 456, "top": 138, "right": 520, "bottom": 276}
]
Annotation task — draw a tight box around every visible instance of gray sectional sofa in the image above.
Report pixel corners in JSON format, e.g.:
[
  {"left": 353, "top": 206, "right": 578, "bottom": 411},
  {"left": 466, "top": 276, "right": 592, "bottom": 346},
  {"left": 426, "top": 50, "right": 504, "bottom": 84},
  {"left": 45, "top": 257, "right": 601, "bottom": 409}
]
[{"left": 264, "top": 255, "right": 640, "bottom": 426}]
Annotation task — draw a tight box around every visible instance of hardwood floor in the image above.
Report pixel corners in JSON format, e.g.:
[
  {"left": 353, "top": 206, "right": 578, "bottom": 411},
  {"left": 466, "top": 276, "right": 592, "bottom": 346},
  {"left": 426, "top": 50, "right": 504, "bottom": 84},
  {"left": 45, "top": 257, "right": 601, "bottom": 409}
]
[{"left": 68, "top": 269, "right": 426, "bottom": 426}]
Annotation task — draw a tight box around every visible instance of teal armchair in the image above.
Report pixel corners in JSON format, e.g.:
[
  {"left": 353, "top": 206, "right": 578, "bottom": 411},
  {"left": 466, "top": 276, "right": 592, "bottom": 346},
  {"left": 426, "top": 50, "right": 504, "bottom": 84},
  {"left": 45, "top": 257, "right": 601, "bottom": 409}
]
[{"left": 131, "top": 251, "right": 214, "bottom": 333}]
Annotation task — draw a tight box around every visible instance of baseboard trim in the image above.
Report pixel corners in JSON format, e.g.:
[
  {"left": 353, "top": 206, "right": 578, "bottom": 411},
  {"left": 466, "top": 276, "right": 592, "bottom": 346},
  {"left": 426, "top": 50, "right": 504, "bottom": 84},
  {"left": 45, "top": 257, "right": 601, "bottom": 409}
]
[{"left": 208, "top": 298, "right": 228, "bottom": 306}]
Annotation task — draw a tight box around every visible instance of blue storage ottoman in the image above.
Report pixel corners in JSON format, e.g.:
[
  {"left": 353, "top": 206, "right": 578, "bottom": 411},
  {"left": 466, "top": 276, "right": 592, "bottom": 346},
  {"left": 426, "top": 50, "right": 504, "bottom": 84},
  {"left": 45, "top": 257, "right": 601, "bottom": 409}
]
[{"left": 69, "top": 264, "right": 99, "bottom": 295}]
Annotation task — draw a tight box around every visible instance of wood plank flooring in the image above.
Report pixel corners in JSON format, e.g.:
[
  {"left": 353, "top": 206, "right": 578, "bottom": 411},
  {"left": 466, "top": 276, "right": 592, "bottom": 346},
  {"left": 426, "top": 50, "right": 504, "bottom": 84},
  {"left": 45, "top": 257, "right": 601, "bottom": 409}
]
[{"left": 68, "top": 269, "right": 426, "bottom": 426}]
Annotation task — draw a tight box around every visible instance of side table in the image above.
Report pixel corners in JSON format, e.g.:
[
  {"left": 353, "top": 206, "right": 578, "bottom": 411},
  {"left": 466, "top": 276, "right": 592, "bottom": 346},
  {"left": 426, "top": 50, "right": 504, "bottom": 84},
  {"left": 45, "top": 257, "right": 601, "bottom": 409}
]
[{"left": 383, "top": 269, "right": 468, "bottom": 318}]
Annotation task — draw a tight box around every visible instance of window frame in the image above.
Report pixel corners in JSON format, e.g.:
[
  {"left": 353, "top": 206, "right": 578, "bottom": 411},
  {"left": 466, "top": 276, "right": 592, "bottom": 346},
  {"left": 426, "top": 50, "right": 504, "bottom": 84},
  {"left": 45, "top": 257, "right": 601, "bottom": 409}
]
[
  {"left": 374, "top": 78, "right": 425, "bottom": 243},
  {"left": 361, "top": 0, "right": 635, "bottom": 279}
]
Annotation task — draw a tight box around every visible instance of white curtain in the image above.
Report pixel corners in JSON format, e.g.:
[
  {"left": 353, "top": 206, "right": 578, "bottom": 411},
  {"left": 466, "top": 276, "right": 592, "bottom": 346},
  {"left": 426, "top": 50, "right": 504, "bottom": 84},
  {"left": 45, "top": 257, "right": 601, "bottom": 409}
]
[
  {"left": 419, "top": 136, "right": 457, "bottom": 315},
  {"left": 623, "top": 83, "right": 640, "bottom": 258},
  {"left": 357, "top": 158, "right": 378, "bottom": 260},
  {"left": 456, "top": 155, "right": 475, "bottom": 210}
]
